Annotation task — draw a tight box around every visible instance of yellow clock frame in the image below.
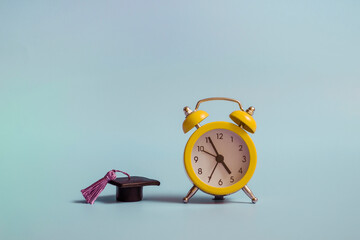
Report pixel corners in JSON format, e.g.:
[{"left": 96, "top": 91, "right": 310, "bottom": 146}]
[{"left": 184, "top": 121, "right": 257, "bottom": 196}]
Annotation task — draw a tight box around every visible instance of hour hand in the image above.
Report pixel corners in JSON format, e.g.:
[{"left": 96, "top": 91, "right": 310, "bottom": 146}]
[
  {"left": 215, "top": 154, "right": 231, "bottom": 174},
  {"left": 221, "top": 162, "right": 231, "bottom": 175}
]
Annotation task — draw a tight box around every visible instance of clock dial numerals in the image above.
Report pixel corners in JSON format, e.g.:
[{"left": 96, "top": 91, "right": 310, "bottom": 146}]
[
  {"left": 218, "top": 179, "right": 223, "bottom": 186},
  {"left": 191, "top": 129, "right": 250, "bottom": 188},
  {"left": 230, "top": 176, "right": 234, "bottom": 183}
]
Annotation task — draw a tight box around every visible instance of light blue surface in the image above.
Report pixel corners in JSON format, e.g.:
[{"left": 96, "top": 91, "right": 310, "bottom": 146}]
[{"left": 1, "top": 1, "right": 359, "bottom": 239}]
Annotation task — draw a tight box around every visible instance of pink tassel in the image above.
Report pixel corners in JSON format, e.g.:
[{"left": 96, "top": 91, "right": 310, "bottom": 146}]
[{"left": 81, "top": 170, "right": 130, "bottom": 204}]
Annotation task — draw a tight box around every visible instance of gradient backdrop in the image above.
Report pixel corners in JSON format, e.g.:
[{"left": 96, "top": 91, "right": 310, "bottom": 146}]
[{"left": 1, "top": 1, "right": 359, "bottom": 239}]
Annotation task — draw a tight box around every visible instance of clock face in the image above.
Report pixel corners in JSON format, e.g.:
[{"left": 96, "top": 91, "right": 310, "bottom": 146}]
[{"left": 191, "top": 128, "right": 250, "bottom": 188}]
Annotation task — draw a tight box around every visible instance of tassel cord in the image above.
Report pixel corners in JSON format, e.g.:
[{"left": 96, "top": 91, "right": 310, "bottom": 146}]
[{"left": 81, "top": 169, "right": 130, "bottom": 204}]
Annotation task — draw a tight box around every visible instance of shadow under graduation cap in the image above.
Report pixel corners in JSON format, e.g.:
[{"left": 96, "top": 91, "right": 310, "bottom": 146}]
[{"left": 109, "top": 176, "right": 160, "bottom": 202}]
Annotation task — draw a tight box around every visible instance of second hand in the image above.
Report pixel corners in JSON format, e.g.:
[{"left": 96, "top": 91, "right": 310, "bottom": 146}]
[{"left": 208, "top": 162, "right": 219, "bottom": 183}]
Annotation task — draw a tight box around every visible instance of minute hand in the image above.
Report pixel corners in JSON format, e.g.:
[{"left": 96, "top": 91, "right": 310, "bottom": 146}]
[
  {"left": 208, "top": 137, "right": 219, "bottom": 156},
  {"left": 208, "top": 137, "right": 232, "bottom": 174}
]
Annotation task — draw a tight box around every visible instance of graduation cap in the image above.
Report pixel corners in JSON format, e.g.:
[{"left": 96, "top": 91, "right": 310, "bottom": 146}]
[
  {"left": 109, "top": 176, "right": 160, "bottom": 202},
  {"left": 81, "top": 170, "right": 160, "bottom": 204}
]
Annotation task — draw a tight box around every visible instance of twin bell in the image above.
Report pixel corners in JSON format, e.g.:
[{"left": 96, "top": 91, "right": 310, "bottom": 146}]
[{"left": 182, "top": 98, "right": 257, "bottom": 134}]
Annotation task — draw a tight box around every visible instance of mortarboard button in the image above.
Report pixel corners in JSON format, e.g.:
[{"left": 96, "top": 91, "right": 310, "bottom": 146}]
[{"left": 109, "top": 176, "right": 160, "bottom": 202}]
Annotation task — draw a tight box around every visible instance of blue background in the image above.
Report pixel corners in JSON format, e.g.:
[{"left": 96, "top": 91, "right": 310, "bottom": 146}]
[{"left": 1, "top": 1, "right": 359, "bottom": 239}]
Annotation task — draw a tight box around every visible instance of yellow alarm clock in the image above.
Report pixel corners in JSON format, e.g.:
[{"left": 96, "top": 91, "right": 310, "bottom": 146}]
[{"left": 182, "top": 97, "right": 258, "bottom": 203}]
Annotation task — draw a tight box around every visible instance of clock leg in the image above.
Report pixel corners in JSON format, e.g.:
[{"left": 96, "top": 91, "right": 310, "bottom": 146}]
[
  {"left": 242, "top": 185, "right": 258, "bottom": 204},
  {"left": 183, "top": 185, "right": 199, "bottom": 203}
]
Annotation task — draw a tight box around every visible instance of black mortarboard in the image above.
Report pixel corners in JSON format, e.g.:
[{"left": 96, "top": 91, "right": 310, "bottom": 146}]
[{"left": 109, "top": 176, "right": 160, "bottom": 202}]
